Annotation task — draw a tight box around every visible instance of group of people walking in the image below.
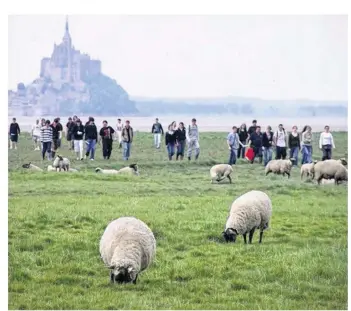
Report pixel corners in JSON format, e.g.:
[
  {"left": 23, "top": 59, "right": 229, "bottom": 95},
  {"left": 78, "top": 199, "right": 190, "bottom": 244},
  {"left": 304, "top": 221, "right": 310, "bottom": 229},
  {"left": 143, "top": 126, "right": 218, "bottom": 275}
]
[
  {"left": 9, "top": 117, "right": 337, "bottom": 166},
  {"left": 226, "top": 119, "right": 336, "bottom": 167},
  {"left": 151, "top": 118, "right": 200, "bottom": 161}
]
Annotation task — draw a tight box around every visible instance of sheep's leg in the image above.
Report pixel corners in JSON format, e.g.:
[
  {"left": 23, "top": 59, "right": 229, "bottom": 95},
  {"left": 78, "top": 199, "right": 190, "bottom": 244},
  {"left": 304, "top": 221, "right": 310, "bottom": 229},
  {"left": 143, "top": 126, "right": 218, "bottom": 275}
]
[
  {"left": 286, "top": 172, "right": 290, "bottom": 178},
  {"left": 265, "top": 171, "right": 271, "bottom": 176},
  {"left": 248, "top": 228, "right": 255, "bottom": 244},
  {"left": 300, "top": 171, "right": 304, "bottom": 180},
  {"left": 133, "top": 274, "right": 139, "bottom": 285},
  {"left": 317, "top": 176, "right": 322, "bottom": 185},
  {"left": 110, "top": 271, "right": 114, "bottom": 283},
  {"left": 259, "top": 231, "right": 264, "bottom": 244},
  {"left": 227, "top": 175, "right": 232, "bottom": 184},
  {"left": 243, "top": 233, "right": 247, "bottom": 244}
]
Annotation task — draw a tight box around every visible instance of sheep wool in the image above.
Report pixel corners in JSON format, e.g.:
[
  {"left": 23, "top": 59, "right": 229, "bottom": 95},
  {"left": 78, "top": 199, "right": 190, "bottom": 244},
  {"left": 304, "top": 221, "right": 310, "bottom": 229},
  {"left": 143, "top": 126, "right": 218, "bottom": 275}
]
[
  {"left": 210, "top": 164, "right": 234, "bottom": 184},
  {"left": 22, "top": 163, "right": 43, "bottom": 172},
  {"left": 95, "top": 168, "right": 119, "bottom": 174},
  {"left": 265, "top": 159, "right": 294, "bottom": 178},
  {"left": 300, "top": 160, "right": 318, "bottom": 180},
  {"left": 313, "top": 159, "right": 348, "bottom": 185},
  {"left": 334, "top": 165, "right": 348, "bottom": 185},
  {"left": 99, "top": 217, "right": 156, "bottom": 284},
  {"left": 223, "top": 190, "right": 272, "bottom": 244}
]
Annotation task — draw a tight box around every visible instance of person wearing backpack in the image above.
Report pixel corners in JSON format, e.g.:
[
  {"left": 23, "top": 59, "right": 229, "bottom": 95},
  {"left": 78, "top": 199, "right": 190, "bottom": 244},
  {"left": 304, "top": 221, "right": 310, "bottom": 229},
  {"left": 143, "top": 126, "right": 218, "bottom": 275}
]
[
  {"left": 186, "top": 118, "right": 200, "bottom": 161},
  {"left": 273, "top": 124, "right": 288, "bottom": 160}
]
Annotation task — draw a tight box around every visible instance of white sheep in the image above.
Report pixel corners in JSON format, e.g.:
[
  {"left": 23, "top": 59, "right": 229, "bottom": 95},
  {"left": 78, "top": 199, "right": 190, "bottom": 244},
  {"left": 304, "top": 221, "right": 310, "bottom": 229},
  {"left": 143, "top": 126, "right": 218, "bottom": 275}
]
[
  {"left": 117, "top": 164, "right": 140, "bottom": 176},
  {"left": 265, "top": 158, "right": 295, "bottom": 178},
  {"left": 95, "top": 167, "right": 119, "bottom": 174},
  {"left": 99, "top": 216, "right": 156, "bottom": 284},
  {"left": 210, "top": 164, "right": 233, "bottom": 184},
  {"left": 313, "top": 159, "right": 348, "bottom": 185},
  {"left": 222, "top": 190, "right": 272, "bottom": 244},
  {"left": 47, "top": 165, "right": 56, "bottom": 172},
  {"left": 300, "top": 160, "right": 318, "bottom": 180},
  {"left": 48, "top": 165, "right": 78, "bottom": 173},
  {"left": 52, "top": 155, "right": 70, "bottom": 172},
  {"left": 22, "top": 162, "right": 43, "bottom": 172}
]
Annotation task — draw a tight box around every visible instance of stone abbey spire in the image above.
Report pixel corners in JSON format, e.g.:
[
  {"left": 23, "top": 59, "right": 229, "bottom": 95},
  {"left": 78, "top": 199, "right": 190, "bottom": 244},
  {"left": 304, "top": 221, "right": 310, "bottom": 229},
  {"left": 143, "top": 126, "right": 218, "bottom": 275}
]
[{"left": 63, "top": 16, "right": 73, "bottom": 82}]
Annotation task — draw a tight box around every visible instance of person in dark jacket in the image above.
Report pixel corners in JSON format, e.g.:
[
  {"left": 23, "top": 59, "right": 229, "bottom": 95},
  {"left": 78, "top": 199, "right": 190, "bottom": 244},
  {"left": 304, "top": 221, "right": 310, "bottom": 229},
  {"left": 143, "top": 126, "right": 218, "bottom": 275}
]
[
  {"left": 72, "top": 119, "right": 85, "bottom": 160},
  {"left": 247, "top": 126, "right": 263, "bottom": 164},
  {"left": 247, "top": 120, "right": 257, "bottom": 140},
  {"left": 262, "top": 125, "right": 274, "bottom": 166},
  {"left": 85, "top": 117, "right": 98, "bottom": 161},
  {"left": 288, "top": 125, "right": 300, "bottom": 166},
  {"left": 50, "top": 118, "right": 62, "bottom": 159},
  {"left": 99, "top": 120, "right": 115, "bottom": 160},
  {"left": 151, "top": 118, "right": 164, "bottom": 149},
  {"left": 66, "top": 117, "right": 74, "bottom": 149},
  {"left": 9, "top": 117, "right": 20, "bottom": 150},
  {"left": 165, "top": 121, "right": 177, "bottom": 160},
  {"left": 175, "top": 122, "right": 186, "bottom": 161},
  {"left": 237, "top": 123, "right": 248, "bottom": 159}
]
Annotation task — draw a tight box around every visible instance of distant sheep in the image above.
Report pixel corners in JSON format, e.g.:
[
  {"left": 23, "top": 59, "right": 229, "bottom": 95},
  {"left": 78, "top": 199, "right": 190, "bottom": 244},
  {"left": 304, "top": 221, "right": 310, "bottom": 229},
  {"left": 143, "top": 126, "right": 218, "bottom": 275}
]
[
  {"left": 300, "top": 160, "right": 318, "bottom": 180},
  {"left": 265, "top": 158, "right": 294, "bottom": 178},
  {"left": 222, "top": 190, "right": 272, "bottom": 244},
  {"left": 48, "top": 165, "right": 78, "bottom": 173},
  {"left": 99, "top": 217, "right": 156, "bottom": 284},
  {"left": 22, "top": 162, "right": 43, "bottom": 172},
  {"left": 118, "top": 164, "right": 140, "bottom": 176},
  {"left": 95, "top": 167, "right": 119, "bottom": 174},
  {"left": 52, "top": 155, "right": 70, "bottom": 172},
  {"left": 210, "top": 164, "right": 233, "bottom": 184}
]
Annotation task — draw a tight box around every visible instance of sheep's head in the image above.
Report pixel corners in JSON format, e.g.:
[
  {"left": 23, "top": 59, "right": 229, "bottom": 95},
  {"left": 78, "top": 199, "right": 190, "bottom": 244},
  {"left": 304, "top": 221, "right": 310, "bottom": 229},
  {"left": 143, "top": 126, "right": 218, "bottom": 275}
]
[
  {"left": 57, "top": 155, "right": 64, "bottom": 161},
  {"left": 222, "top": 228, "right": 238, "bottom": 243},
  {"left": 109, "top": 265, "right": 137, "bottom": 284},
  {"left": 95, "top": 168, "right": 102, "bottom": 173},
  {"left": 313, "top": 160, "right": 318, "bottom": 165},
  {"left": 129, "top": 164, "right": 138, "bottom": 171},
  {"left": 22, "top": 163, "right": 31, "bottom": 169},
  {"left": 339, "top": 158, "right": 348, "bottom": 166}
]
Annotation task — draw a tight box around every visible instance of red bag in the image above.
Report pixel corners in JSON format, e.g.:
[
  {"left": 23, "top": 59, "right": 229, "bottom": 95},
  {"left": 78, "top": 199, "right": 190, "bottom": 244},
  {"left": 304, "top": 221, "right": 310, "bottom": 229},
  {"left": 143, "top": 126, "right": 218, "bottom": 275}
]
[{"left": 245, "top": 147, "right": 255, "bottom": 161}]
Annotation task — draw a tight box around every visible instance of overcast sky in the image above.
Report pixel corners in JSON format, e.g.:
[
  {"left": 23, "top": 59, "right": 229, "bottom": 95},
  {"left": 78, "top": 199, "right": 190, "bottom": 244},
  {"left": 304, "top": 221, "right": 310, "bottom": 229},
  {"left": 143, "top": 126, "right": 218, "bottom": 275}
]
[{"left": 8, "top": 15, "right": 347, "bottom": 101}]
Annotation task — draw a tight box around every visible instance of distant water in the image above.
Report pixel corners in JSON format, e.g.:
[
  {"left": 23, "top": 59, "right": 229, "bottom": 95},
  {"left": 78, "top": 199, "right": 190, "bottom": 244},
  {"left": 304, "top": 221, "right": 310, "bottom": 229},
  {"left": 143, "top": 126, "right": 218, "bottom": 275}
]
[{"left": 8, "top": 115, "right": 348, "bottom": 133}]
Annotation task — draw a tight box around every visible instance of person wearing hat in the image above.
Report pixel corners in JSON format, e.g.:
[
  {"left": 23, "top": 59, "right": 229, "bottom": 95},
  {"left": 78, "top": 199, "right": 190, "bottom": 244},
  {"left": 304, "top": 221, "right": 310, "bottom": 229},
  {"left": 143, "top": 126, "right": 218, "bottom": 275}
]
[
  {"left": 186, "top": 118, "right": 200, "bottom": 161},
  {"left": 85, "top": 117, "right": 98, "bottom": 160},
  {"left": 72, "top": 118, "right": 85, "bottom": 160},
  {"left": 40, "top": 120, "right": 53, "bottom": 160},
  {"left": 121, "top": 120, "right": 134, "bottom": 161}
]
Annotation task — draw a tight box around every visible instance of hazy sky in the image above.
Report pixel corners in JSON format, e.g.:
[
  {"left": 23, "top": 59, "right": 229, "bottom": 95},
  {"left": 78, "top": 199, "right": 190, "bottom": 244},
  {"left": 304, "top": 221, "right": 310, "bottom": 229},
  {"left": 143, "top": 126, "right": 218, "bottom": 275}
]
[{"left": 8, "top": 15, "right": 347, "bottom": 100}]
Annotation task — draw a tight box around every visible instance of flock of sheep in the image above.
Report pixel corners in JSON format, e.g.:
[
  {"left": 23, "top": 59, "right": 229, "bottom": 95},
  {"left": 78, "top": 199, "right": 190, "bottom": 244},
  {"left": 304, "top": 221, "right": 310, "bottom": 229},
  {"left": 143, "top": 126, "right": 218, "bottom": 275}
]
[
  {"left": 20, "top": 152, "right": 347, "bottom": 285},
  {"left": 210, "top": 157, "right": 348, "bottom": 186}
]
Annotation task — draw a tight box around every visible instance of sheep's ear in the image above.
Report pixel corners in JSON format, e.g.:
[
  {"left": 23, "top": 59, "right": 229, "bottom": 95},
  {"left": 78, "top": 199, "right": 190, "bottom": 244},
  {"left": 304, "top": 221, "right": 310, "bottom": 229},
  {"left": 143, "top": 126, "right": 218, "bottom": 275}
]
[{"left": 108, "top": 265, "right": 115, "bottom": 270}]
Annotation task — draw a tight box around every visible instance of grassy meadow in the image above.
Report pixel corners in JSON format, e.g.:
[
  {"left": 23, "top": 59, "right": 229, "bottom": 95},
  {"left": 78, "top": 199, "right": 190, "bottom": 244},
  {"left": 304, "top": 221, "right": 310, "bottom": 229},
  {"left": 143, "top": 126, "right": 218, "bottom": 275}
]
[{"left": 8, "top": 131, "right": 348, "bottom": 310}]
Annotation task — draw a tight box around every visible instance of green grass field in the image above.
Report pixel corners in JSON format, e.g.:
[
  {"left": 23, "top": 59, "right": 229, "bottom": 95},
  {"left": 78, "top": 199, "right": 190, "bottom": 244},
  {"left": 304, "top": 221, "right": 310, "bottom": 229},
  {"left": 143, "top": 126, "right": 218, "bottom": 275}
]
[{"left": 8, "top": 131, "right": 348, "bottom": 310}]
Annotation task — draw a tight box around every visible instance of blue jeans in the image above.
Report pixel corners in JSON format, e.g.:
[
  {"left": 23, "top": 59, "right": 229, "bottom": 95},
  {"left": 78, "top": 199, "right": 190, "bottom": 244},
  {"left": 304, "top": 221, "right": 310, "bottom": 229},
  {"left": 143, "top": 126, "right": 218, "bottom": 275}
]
[
  {"left": 167, "top": 143, "right": 175, "bottom": 159},
  {"left": 263, "top": 147, "right": 273, "bottom": 166},
  {"left": 289, "top": 147, "right": 299, "bottom": 166},
  {"left": 86, "top": 139, "right": 96, "bottom": 159},
  {"left": 228, "top": 148, "right": 237, "bottom": 165},
  {"left": 176, "top": 140, "right": 186, "bottom": 157},
  {"left": 123, "top": 142, "right": 132, "bottom": 160},
  {"left": 301, "top": 145, "right": 312, "bottom": 164}
]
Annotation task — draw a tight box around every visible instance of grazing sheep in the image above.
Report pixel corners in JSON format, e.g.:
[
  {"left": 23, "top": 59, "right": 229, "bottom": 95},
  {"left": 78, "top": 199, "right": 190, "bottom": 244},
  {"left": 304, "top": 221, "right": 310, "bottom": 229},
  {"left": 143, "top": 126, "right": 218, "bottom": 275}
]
[
  {"left": 95, "top": 167, "right": 119, "bottom": 174},
  {"left": 118, "top": 164, "right": 140, "bottom": 176},
  {"left": 48, "top": 165, "right": 78, "bottom": 173},
  {"left": 99, "top": 216, "right": 156, "bottom": 284},
  {"left": 313, "top": 159, "right": 348, "bottom": 185},
  {"left": 334, "top": 165, "right": 348, "bottom": 185},
  {"left": 300, "top": 160, "right": 318, "bottom": 180},
  {"left": 222, "top": 190, "right": 272, "bottom": 244},
  {"left": 22, "top": 162, "right": 43, "bottom": 172},
  {"left": 265, "top": 158, "right": 295, "bottom": 178},
  {"left": 210, "top": 164, "right": 234, "bottom": 184},
  {"left": 47, "top": 165, "right": 56, "bottom": 172},
  {"left": 52, "top": 155, "right": 70, "bottom": 172}
]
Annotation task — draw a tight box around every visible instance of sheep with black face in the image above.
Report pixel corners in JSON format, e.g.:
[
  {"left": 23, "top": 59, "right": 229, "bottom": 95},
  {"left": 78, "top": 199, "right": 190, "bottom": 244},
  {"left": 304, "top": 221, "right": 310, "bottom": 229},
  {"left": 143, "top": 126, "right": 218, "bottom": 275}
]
[
  {"left": 222, "top": 190, "right": 272, "bottom": 244},
  {"left": 99, "top": 217, "right": 156, "bottom": 284},
  {"left": 22, "top": 162, "right": 43, "bottom": 172}
]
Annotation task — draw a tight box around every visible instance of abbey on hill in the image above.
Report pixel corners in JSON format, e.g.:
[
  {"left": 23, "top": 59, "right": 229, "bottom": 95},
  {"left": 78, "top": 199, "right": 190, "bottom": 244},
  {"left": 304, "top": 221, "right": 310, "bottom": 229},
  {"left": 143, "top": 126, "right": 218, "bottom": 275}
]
[{"left": 8, "top": 17, "right": 138, "bottom": 116}]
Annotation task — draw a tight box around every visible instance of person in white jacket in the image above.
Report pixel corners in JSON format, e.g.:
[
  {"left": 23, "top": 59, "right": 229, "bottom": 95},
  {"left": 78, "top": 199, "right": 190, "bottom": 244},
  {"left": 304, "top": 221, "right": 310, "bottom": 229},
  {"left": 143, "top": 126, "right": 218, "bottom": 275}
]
[
  {"left": 115, "top": 119, "right": 124, "bottom": 149},
  {"left": 31, "top": 119, "right": 41, "bottom": 150},
  {"left": 319, "top": 125, "right": 335, "bottom": 161}
]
